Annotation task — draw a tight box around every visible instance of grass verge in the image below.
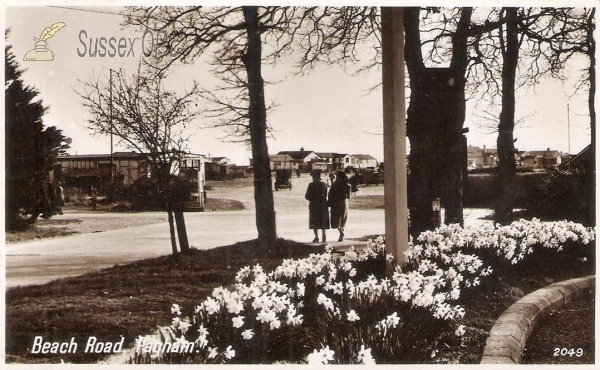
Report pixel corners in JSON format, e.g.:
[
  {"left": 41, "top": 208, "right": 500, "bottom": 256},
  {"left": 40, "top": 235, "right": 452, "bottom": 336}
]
[
  {"left": 6, "top": 239, "right": 324, "bottom": 364},
  {"left": 348, "top": 195, "right": 384, "bottom": 210}
]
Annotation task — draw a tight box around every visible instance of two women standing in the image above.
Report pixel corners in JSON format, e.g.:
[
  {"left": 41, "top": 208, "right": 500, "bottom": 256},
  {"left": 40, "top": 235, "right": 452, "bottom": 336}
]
[{"left": 305, "top": 170, "right": 352, "bottom": 243}]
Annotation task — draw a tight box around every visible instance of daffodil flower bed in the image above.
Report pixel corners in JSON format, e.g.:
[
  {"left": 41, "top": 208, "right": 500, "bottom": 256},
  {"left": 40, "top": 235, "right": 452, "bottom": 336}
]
[{"left": 132, "top": 219, "right": 594, "bottom": 364}]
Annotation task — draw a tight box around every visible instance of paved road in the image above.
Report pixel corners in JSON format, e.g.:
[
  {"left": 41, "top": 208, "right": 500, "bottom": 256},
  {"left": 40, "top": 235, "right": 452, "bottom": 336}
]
[
  {"left": 4, "top": 175, "right": 492, "bottom": 287},
  {"left": 5, "top": 176, "right": 386, "bottom": 287}
]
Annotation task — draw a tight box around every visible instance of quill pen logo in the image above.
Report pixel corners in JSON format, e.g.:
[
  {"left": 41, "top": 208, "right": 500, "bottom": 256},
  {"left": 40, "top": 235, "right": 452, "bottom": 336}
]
[{"left": 23, "top": 22, "right": 66, "bottom": 61}]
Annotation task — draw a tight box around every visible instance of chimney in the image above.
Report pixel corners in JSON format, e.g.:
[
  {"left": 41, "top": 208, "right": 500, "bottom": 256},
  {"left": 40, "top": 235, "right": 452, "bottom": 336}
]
[
  {"left": 483, "top": 145, "right": 486, "bottom": 153},
  {"left": 300, "top": 147, "right": 304, "bottom": 152},
  {"left": 547, "top": 148, "right": 550, "bottom": 151}
]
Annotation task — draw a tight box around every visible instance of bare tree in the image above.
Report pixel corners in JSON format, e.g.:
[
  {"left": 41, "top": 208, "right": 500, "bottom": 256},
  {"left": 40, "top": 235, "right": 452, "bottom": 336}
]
[
  {"left": 518, "top": 7, "right": 595, "bottom": 225},
  {"left": 465, "top": 8, "right": 595, "bottom": 223},
  {"left": 77, "top": 65, "right": 201, "bottom": 257},
  {"left": 494, "top": 8, "right": 520, "bottom": 224},
  {"left": 291, "top": 7, "right": 507, "bottom": 235},
  {"left": 122, "top": 6, "right": 323, "bottom": 244}
]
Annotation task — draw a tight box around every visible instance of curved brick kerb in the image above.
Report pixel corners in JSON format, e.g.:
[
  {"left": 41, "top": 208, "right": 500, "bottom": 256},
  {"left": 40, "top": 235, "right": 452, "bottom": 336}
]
[{"left": 480, "top": 275, "right": 595, "bottom": 364}]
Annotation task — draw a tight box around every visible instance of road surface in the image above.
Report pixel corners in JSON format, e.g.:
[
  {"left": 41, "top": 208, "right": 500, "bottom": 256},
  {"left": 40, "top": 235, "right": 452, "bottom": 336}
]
[{"left": 4, "top": 175, "right": 492, "bottom": 287}]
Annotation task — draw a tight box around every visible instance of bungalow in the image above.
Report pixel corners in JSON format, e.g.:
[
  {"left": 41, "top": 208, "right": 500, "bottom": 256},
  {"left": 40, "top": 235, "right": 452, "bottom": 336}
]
[
  {"left": 50, "top": 152, "right": 149, "bottom": 191},
  {"left": 339, "top": 154, "right": 359, "bottom": 170},
  {"left": 269, "top": 154, "right": 295, "bottom": 171},
  {"left": 467, "top": 145, "right": 498, "bottom": 169},
  {"left": 277, "top": 148, "right": 321, "bottom": 172},
  {"left": 314, "top": 152, "right": 343, "bottom": 172},
  {"left": 519, "top": 148, "right": 562, "bottom": 169},
  {"left": 352, "top": 154, "right": 378, "bottom": 169},
  {"left": 229, "top": 165, "right": 251, "bottom": 178},
  {"left": 208, "top": 156, "right": 230, "bottom": 165}
]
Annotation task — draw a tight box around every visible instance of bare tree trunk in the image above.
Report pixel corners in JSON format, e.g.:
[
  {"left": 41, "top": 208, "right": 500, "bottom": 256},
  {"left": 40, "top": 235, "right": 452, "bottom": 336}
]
[
  {"left": 589, "top": 9, "right": 596, "bottom": 150},
  {"left": 174, "top": 211, "right": 190, "bottom": 252},
  {"left": 585, "top": 8, "right": 595, "bottom": 226},
  {"left": 404, "top": 8, "right": 470, "bottom": 236},
  {"left": 494, "top": 8, "right": 519, "bottom": 225},
  {"left": 242, "top": 6, "right": 277, "bottom": 244},
  {"left": 167, "top": 209, "right": 178, "bottom": 257}
]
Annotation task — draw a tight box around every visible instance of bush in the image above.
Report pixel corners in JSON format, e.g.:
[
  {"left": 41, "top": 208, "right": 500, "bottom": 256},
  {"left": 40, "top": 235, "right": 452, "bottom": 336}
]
[
  {"left": 464, "top": 172, "right": 548, "bottom": 208},
  {"left": 129, "top": 177, "right": 192, "bottom": 211},
  {"left": 525, "top": 169, "right": 594, "bottom": 224},
  {"left": 467, "top": 166, "right": 534, "bottom": 175},
  {"left": 64, "top": 188, "right": 91, "bottom": 206}
]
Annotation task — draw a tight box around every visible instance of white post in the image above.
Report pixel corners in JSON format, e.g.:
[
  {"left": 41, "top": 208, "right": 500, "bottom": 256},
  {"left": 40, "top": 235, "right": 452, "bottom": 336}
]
[
  {"left": 198, "top": 156, "right": 206, "bottom": 210},
  {"left": 381, "top": 7, "right": 409, "bottom": 270}
]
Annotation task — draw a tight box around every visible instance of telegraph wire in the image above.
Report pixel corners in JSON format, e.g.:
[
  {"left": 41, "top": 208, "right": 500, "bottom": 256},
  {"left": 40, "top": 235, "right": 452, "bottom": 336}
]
[{"left": 48, "top": 6, "right": 123, "bottom": 16}]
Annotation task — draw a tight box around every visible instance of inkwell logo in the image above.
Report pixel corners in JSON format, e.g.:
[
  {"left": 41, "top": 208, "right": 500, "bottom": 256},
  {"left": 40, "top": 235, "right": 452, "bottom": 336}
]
[{"left": 23, "top": 22, "right": 66, "bottom": 61}]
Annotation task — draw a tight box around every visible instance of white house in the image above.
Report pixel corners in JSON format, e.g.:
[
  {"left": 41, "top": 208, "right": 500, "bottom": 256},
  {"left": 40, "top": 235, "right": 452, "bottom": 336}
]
[
  {"left": 208, "top": 156, "right": 230, "bottom": 165},
  {"left": 350, "top": 154, "right": 378, "bottom": 168},
  {"left": 269, "top": 154, "right": 295, "bottom": 171},
  {"left": 277, "top": 148, "right": 321, "bottom": 172}
]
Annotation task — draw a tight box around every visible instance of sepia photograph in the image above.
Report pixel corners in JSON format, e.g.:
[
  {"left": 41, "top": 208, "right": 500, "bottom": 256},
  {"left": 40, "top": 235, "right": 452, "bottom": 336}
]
[{"left": 3, "top": 2, "right": 596, "bottom": 365}]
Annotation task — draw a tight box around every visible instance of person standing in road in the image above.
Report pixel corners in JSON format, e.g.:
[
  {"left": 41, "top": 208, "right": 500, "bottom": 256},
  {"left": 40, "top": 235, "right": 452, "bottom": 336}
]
[
  {"left": 328, "top": 171, "right": 352, "bottom": 242},
  {"left": 305, "top": 170, "right": 330, "bottom": 243},
  {"left": 55, "top": 181, "right": 65, "bottom": 215},
  {"left": 349, "top": 169, "right": 359, "bottom": 196},
  {"left": 326, "top": 172, "right": 335, "bottom": 188}
]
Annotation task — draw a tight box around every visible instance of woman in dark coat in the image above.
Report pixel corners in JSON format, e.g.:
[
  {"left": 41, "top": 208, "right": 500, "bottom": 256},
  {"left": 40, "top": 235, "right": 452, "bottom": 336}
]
[
  {"left": 328, "top": 171, "right": 352, "bottom": 242},
  {"left": 305, "top": 170, "right": 330, "bottom": 242}
]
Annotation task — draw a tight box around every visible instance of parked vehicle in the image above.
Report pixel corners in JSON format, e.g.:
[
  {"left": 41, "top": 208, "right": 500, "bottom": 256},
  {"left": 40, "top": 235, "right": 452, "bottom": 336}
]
[
  {"left": 274, "top": 169, "right": 293, "bottom": 191},
  {"left": 357, "top": 167, "right": 384, "bottom": 185}
]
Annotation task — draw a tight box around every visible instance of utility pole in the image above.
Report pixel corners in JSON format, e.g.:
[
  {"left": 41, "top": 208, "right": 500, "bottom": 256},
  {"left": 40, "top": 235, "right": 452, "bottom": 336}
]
[
  {"left": 381, "top": 7, "right": 409, "bottom": 272},
  {"left": 109, "top": 68, "right": 114, "bottom": 186},
  {"left": 567, "top": 103, "right": 571, "bottom": 170}
]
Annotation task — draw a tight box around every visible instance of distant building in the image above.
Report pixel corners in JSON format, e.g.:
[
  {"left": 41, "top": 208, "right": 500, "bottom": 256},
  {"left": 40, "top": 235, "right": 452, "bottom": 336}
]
[
  {"left": 352, "top": 154, "right": 378, "bottom": 169},
  {"left": 277, "top": 148, "right": 320, "bottom": 172},
  {"left": 519, "top": 148, "right": 563, "bottom": 169},
  {"left": 229, "top": 164, "right": 251, "bottom": 178},
  {"left": 339, "top": 154, "right": 358, "bottom": 169},
  {"left": 273, "top": 149, "right": 379, "bottom": 173},
  {"left": 560, "top": 145, "right": 591, "bottom": 172},
  {"left": 208, "top": 156, "right": 230, "bottom": 165},
  {"left": 269, "top": 154, "right": 295, "bottom": 171},
  {"left": 314, "top": 152, "right": 344, "bottom": 172},
  {"left": 467, "top": 145, "right": 498, "bottom": 168},
  {"left": 50, "top": 152, "right": 149, "bottom": 191}
]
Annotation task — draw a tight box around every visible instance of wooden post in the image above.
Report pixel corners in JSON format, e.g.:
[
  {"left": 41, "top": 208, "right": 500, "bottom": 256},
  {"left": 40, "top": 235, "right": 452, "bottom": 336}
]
[{"left": 381, "top": 7, "right": 409, "bottom": 271}]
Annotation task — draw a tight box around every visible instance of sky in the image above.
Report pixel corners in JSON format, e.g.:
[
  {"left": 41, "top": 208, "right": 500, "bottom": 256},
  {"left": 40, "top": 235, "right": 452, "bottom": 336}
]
[{"left": 4, "top": 4, "right": 594, "bottom": 166}]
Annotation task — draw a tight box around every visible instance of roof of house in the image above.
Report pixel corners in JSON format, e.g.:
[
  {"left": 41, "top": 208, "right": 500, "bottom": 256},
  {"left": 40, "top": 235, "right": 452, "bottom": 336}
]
[
  {"left": 560, "top": 145, "right": 591, "bottom": 170},
  {"left": 277, "top": 150, "right": 317, "bottom": 160},
  {"left": 57, "top": 152, "right": 147, "bottom": 160},
  {"left": 269, "top": 154, "right": 294, "bottom": 160},
  {"left": 352, "top": 154, "right": 377, "bottom": 160},
  {"left": 522, "top": 150, "right": 562, "bottom": 157},
  {"left": 467, "top": 146, "right": 498, "bottom": 156},
  {"left": 209, "top": 156, "right": 229, "bottom": 162},
  {"left": 315, "top": 152, "right": 336, "bottom": 158}
]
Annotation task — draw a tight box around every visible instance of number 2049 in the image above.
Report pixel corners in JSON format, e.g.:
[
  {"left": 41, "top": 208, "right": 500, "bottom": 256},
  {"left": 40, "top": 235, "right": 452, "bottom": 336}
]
[{"left": 554, "top": 348, "right": 583, "bottom": 357}]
